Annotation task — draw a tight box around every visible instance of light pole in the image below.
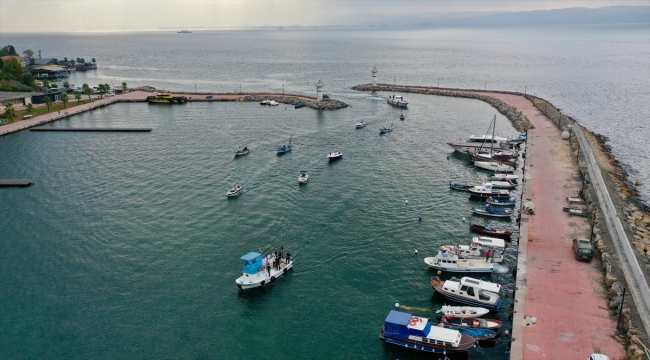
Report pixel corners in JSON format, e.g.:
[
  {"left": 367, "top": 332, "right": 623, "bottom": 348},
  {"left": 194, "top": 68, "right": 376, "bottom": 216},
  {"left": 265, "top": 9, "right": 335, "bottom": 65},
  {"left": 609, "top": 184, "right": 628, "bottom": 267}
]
[
  {"left": 524, "top": 85, "right": 527, "bottom": 95},
  {"left": 195, "top": 84, "right": 197, "bottom": 94}
]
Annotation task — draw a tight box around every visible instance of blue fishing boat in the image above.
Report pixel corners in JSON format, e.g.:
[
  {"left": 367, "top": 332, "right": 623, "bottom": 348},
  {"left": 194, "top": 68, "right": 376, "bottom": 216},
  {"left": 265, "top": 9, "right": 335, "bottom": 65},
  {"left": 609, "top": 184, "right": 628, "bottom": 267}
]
[
  {"left": 379, "top": 124, "right": 393, "bottom": 133},
  {"left": 473, "top": 204, "right": 513, "bottom": 218},
  {"left": 380, "top": 310, "right": 476, "bottom": 354},
  {"left": 486, "top": 197, "right": 516, "bottom": 206},
  {"left": 439, "top": 323, "right": 497, "bottom": 340},
  {"left": 449, "top": 182, "right": 472, "bottom": 191},
  {"left": 295, "top": 102, "right": 305, "bottom": 109},
  {"left": 277, "top": 136, "right": 292, "bottom": 154},
  {"left": 431, "top": 277, "right": 503, "bottom": 310}
]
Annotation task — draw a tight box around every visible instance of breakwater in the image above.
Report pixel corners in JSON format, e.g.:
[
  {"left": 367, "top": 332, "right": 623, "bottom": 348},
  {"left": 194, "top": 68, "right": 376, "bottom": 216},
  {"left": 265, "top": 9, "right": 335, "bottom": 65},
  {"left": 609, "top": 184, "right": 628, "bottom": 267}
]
[{"left": 351, "top": 83, "right": 533, "bottom": 131}]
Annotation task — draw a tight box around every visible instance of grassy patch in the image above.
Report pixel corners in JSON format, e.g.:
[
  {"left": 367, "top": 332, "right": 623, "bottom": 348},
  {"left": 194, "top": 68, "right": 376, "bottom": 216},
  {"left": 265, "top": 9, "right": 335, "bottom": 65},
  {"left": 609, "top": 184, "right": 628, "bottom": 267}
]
[{"left": 1, "top": 99, "right": 93, "bottom": 125}]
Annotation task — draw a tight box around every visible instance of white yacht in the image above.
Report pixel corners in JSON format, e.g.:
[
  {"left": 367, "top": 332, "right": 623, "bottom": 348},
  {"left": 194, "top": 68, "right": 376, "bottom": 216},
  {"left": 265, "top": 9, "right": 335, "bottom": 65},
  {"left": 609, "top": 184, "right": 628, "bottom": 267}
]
[
  {"left": 431, "top": 277, "right": 503, "bottom": 310},
  {"left": 424, "top": 251, "right": 494, "bottom": 273},
  {"left": 440, "top": 237, "right": 506, "bottom": 263},
  {"left": 387, "top": 94, "right": 408, "bottom": 108},
  {"left": 447, "top": 135, "right": 510, "bottom": 153}
]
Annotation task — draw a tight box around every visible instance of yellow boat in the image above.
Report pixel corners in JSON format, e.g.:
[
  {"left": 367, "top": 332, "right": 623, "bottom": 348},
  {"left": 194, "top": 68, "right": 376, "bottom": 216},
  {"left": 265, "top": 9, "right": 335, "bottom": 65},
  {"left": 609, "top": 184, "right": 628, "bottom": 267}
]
[{"left": 146, "top": 91, "right": 187, "bottom": 104}]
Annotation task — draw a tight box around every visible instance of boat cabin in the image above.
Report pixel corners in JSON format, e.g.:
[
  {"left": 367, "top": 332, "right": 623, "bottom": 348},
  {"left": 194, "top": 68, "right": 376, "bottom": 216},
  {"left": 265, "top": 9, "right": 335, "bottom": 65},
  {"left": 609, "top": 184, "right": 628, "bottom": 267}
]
[
  {"left": 472, "top": 236, "right": 506, "bottom": 249},
  {"left": 442, "top": 277, "right": 501, "bottom": 305},
  {"left": 241, "top": 252, "right": 263, "bottom": 274},
  {"left": 467, "top": 135, "right": 509, "bottom": 144},
  {"left": 384, "top": 310, "right": 461, "bottom": 347}
]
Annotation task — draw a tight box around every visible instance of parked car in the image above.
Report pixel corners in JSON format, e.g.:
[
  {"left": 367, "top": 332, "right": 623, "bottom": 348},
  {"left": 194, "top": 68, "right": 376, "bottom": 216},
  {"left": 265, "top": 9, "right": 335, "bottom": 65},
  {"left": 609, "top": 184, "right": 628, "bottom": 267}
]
[
  {"left": 587, "top": 354, "right": 609, "bottom": 360},
  {"left": 105, "top": 92, "right": 115, "bottom": 97},
  {"left": 572, "top": 238, "right": 593, "bottom": 261}
]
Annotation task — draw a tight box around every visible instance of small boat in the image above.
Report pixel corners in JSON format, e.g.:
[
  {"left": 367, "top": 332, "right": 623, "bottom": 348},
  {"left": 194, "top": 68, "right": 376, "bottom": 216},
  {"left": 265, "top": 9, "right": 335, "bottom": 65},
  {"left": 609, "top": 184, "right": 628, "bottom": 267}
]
[
  {"left": 380, "top": 310, "right": 476, "bottom": 354},
  {"left": 400, "top": 111, "right": 405, "bottom": 121},
  {"left": 449, "top": 182, "right": 472, "bottom": 191},
  {"left": 226, "top": 184, "right": 243, "bottom": 197},
  {"left": 488, "top": 172, "right": 519, "bottom": 182},
  {"left": 436, "top": 305, "right": 490, "bottom": 318},
  {"left": 441, "top": 316, "right": 503, "bottom": 330},
  {"left": 177, "top": 30, "right": 192, "bottom": 33},
  {"left": 379, "top": 124, "right": 393, "bottom": 133},
  {"left": 486, "top": 197, "right": 516, "bottom": 206},
  {"left": 234, "top": 147, "right": 250, "bottom": 156},
  {"left": 277, "top": 136, "right": 293, "bottom": 154},
  {"left": 439, "top": 237, "right": 506, "bottom": 263},
  {"left": 235, "top": 251, "right": 293, "bottom": 289},
  {"left": 424, "top": 251, "right": 494, "bottom": 273},
  {"left": 468, "top": 183, "right": 511, "bottom": 198},
  {"left": 473, "top": 161, "right": 515, "bottom": 173},
  {"left": 355, "top": 121, "right": 366, "bottom": 129},
  {"left": 485, "top": 180, "right": 517, "bottom": 189},
  {"left": 298, "top": 170, "right": 309, "bottom": 184},
  {"left": 473, "top": 204, "right": 513, "bottom": 218},
  {"left": 328, "top": 150, "right": 343, "bottom": 161},
  {"left": 294, "top": 102, "right": 305, "bottom": 109},
  {"left": 438, "top": 323, "right": 497, "bottom": 341},
  {"left": 268, "top": 100, "right": 280, "bottom": 106},
  {"left": 468, "top": 151, "right": 517, "bottom": 167},
  {"left": 431, "top": 276, "right": 503, "bottom": 310},
  {"left": 387, "top": 94, "right": 408, "bottom": 108},
  {"left": 469, "top": 223, "right": 513, "bottom": 239},
  {"left": 146, "top": 91, "right": 187, "bottom": 104},
  {"left": 260, "top": 100, "right": 270, "bottom": 105}
]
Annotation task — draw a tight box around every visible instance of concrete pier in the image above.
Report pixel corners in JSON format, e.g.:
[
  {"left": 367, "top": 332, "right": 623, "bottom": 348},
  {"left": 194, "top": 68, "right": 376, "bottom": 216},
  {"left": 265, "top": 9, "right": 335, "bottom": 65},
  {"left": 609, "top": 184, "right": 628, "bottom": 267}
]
[
  {"left": 0, "top": 180, "right": 33, "bottom": 187},
  {"left": 30, "top": 127, "right": 151, "bottom": 132}
]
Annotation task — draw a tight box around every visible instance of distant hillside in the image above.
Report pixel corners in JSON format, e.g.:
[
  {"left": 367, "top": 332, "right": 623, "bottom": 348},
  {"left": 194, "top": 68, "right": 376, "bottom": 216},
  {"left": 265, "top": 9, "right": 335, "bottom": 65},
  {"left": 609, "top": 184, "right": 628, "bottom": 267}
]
[{"left": 412, "top": 6, "right": 650, "bottom": 27}]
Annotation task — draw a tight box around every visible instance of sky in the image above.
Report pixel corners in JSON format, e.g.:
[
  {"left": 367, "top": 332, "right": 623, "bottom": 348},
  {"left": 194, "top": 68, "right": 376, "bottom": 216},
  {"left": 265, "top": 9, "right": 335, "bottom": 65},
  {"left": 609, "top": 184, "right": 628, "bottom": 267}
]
[{"left": 1, "top": 0, "right": 648, "bottom": 32}]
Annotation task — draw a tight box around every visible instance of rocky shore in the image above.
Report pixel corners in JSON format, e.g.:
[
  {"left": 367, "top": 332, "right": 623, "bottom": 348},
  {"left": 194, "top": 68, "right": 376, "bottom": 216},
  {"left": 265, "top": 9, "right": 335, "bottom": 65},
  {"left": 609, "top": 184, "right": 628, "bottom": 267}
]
[
  {"left": 351, "top": 83, "right": 533, "bottom": 131},
  {"left": 239, "top": 94, "right": 348, "bottom": 110}
]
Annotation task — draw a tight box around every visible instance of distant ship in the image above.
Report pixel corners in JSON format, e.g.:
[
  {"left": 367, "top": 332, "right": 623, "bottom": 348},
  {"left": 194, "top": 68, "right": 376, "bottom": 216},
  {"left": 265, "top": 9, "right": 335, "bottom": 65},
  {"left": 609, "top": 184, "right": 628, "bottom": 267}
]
[{"left": 177, "top": 30, "right": 192, "bottom": 33}]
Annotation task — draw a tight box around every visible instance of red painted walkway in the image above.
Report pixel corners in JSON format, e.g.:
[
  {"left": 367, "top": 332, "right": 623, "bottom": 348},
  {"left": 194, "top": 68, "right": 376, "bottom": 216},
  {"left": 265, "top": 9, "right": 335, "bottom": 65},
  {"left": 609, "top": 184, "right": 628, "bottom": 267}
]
[{"left": 479, "top": 93, "right": 625, "bottom": 360}]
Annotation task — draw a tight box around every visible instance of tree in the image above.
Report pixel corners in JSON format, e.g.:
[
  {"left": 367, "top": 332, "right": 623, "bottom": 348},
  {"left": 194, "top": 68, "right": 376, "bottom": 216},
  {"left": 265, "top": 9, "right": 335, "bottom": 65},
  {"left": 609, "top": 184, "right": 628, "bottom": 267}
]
[
  {"left": 2, "top": 58, "right": 24, "bottom": 80},
  {"left": 0, "top": 45, "right": 18, "bottom": 56},
  {"left": 63, "top": 81, "right": 70, "bottom": 92},
  {"left": 97, "top": 84, "right": 106, "bottom": 98},
  {"left": 62, "top": 93, "right": 69, "bottom": 109},
  {"left": 79, "top": 58, "right": 85, "bottom": 64},
  {"left": 122, "top": 82, "right": 127, "bottom": 93},
  {"left": 22, "top": 49, "right": 35, "bottom": 62},
  {"left": 0, "top": 57, "right": 4, "bottom": 71},
  {"left": 92, "top": 58, "right": 96, "bottom": 64},
  {"left": 43, "top": 79, "right": 50, "bottom": 89},
  {"left": 4, "top": 103, "right": 16, "bottom": 120},
  {"left": 83, "top": 84, "right": 92, "bottom": 102},
  {"left": 74, "top": 91, "right": 82, "bottom": 104},
  {"left": 26, "top": 103, "right": 33, "bottom": 115},
  {"left": 70, "top": 59, "right": 76, "bottom": 66},
  {"left": 44, "top": 96, "right": 52, "bottom": 112},
  {"left": 20, "top": 73, "right": 35, "bottom": 87}
]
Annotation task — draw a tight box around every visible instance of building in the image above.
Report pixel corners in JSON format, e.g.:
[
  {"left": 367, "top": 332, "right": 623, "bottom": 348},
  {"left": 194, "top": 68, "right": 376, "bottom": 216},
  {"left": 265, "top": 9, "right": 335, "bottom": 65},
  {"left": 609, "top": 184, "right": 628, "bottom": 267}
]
[
  {"left": 32, "top": 58, "right": 58, "bottom": 66},
  {"left": 31, "top": 90, "right": 64, "bottom": 104},
  {"left": 30, "top": 65, "right": 70, "bottom": 80},
  {"left": 0, "top": 55, "right": 28, "bottom": 67},
  {"left": 0, "top": 91, "right": 33, "bottom": 107}
]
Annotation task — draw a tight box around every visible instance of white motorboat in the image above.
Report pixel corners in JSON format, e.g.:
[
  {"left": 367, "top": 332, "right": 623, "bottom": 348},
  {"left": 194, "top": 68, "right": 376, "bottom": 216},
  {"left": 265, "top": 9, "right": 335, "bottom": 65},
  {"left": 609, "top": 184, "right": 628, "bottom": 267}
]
[
  {"left": 268, "top": 100, "right": 280, "bottom": 106},
  {"left": 356, "top": 121, "right": 366, "bottom": 128},
  {"left": 488, "top": 173, "right": 519, "bottom": 182},
  {"left": 226, "top": 184, "right": 243, "bottom": 197},
  {"left": 298, "top": 170, "right": 309, "bottom": 183},
  {"left": 473, "top": 161, "right": 515, "bottom": 173},
  {"left": 447, "top": 135, "right": 511, "bottom": 153},
  {"left": 436, "top": 305, "right": 490, "bottom": 318},
  {"left": 468, "top": 183, "right": 511, "bottom": 198},
  {"left": 234, "top": 147, "right": 250, "bottom": 156},
  {"left": 260, "top": 100, "right": 270, "bottom": 105},
  {"left": 379, "top": 124, "right": 393, "bottom": 133},
  {"left": 235, "top": 252, "right": 293, "bottom": 289},
  {"left": 440, "top": 237, "right": 506, "bottom": 264},
  {"left": 485, "top": 180, "right": 517, "bottom": 189},
  {"left": 431, "top": 277, "right": 503, "bottom": 310},
  {"left": 328, "top": 150, "right": 343, "bottom": 161},
  {"left": 387, "top": 94, "right": 408, "bottom": 108},
  {"left": 424, "top": 251, "right": 493, "bottom": 273}
]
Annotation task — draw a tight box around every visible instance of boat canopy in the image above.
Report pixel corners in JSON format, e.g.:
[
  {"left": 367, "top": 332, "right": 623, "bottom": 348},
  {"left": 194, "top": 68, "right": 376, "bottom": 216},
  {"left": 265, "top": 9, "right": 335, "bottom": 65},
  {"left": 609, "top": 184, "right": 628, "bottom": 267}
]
[
  {"left": 460, "top": 277, "right": 501, "bottom": 293},
  {"left": 384, "top": 310, "right": 412, "bottom": 339},
  {"left": 472, "top": 236, "right": 506, "bottom": 248},
  {"left": 241, "top": 252, "right": 262, "bottom": 274},
  {"left": 425, "top": 325, "right": 462, "bottom": 345}
]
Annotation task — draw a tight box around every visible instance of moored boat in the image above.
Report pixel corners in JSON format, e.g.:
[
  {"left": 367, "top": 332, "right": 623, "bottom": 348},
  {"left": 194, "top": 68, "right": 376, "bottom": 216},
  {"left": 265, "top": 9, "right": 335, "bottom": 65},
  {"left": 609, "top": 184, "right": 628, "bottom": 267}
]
[
  {"left": 146, "top": 91, "right": 187, "bottom": 104},
  {"left": 328, "top": 150, "right": 343, "bottom": 161},
  {"left": 449, "top": 182, "right": 472, "bottom": 191},
  {"left": 226, "top": 184, "right": 243, "bottom": 197},
  {"left": 294, "top": 102, "right": 305, "bottom": 109},
  {"left": 472, "top": 204, "right": 513, "bottom": 218},
  {"left": 447, "top": 134, "right": 510, "bottom": 153},
  {"left": 436, "top": 305, "right": 490, "bottom": 318},
  {"left": 380, "top": 310, "right": 476, "bottom": 354},
  {"left": 486, "top": 197, "right": 516, "bottom": 206},
  {"left": 387, "top": 94, "right": 408, "bottom": 108},
  {"left": 439, "top": 237, "right": 506, "bottom": 263},
  {"left": 441, "top": 316, "right": 502, "bottom": 330},
  {"left": 235, "top": 251, "right": 293, "bottom": 289},
  {"left": 473, "top": 161, "right": 515, "bottom": 173},
  {"left": 469, "top": 223, "right": 513, "bottom": 239},
  {"left": 431, "top": 277, "right": 503, "bottom": 310},
  {"left": 424, "top": 251, "right": 494, "bottom": 273},
  {"left": 485, "top": 180, "right": 517, "bottom": 189},
  {"left": 438, "top": 323, "right": 497, "bottom": 340},
  {"left": 488, "top": 172, "right": 519, "bottom": 182},
  {"left": 468, "top": 183, "right": 511, "bottom": 198},
  {"left": 268, "top": 100, "right": 280, "bottom": 106}
]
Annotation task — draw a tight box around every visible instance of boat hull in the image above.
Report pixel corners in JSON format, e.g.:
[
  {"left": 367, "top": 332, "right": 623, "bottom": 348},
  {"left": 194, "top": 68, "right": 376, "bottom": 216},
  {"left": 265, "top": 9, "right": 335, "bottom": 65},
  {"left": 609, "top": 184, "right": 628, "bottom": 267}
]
[
  {"left": 433, "top": 291, "right": 503, "bottom": 311},
  {"left": 440, "top": 324, "right": 497, "bottom": 340},
  {"left": 468, "top": 191, "right": 511, "bottom": 198},
  {"left": 387, "top": 100, "right": 408, "bottom": 108},
  {"left": 472, "top": 209, "right": 512, "bottom": 218},
  {"left": 447, "top": 142, "right": 508, "bottom": 153},
  {"left": 235, "top": 260, "right": 294, "bottom": 289},
  {"left": 380, "top": 332, "right": 474, "bottom": 354},
  {"left": 469, "top": 224, "right": 513, "bottom": 239}
]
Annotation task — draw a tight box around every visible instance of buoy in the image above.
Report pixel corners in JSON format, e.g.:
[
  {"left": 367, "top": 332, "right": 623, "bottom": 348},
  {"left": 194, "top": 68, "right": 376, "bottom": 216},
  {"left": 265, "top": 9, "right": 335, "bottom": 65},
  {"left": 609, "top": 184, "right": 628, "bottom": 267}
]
[
  {"left": 414, "top": 250, "right": 418, "bottom": 255},
  {"left": 405, "top": 200, "right": 409, "bottom": 203},
  {"left": 437, "top": 270, "right": 442, "bottom": 275},
  {"left": 505, "top": 329, "right": 509, "bottom": 336},
  {"left": 462, "top": 217, "right": 466, "bottom": 222},
  {"left": 395, "top": 303, "right": 399, "bottom": 308}
]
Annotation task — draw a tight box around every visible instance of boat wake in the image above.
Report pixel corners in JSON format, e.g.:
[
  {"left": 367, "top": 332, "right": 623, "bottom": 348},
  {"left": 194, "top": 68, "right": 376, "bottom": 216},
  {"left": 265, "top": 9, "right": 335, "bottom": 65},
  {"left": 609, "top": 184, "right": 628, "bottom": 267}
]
[{"left": 492, "top": 263, "right": 509, "bottom": 273}]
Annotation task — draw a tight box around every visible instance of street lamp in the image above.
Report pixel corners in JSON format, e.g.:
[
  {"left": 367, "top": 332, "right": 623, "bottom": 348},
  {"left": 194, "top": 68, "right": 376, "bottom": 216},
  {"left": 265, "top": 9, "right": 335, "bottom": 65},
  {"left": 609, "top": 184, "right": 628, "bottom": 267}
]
[{"left": 524, "top": 86, "right": 527, "bottom": 95}]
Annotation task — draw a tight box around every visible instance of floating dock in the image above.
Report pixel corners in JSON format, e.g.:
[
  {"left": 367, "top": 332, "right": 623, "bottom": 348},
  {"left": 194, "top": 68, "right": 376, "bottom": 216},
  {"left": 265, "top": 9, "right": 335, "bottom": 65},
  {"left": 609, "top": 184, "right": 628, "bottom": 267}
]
[
  {"left": 0, "top": 179, "right": 33, "bottom": 187},
  {"left": 30, "top": 127, "right": 152, "bottom": 132}
]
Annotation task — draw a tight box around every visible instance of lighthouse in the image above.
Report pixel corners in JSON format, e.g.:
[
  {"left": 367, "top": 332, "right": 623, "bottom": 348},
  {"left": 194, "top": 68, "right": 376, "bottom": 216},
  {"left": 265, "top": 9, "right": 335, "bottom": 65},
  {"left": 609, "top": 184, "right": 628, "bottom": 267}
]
[
  {"left": 371, "top": 66, "right": 378, "bottom": 86},
  {"left": 316, "top": 79, "right": 324, "bottom": 101}
]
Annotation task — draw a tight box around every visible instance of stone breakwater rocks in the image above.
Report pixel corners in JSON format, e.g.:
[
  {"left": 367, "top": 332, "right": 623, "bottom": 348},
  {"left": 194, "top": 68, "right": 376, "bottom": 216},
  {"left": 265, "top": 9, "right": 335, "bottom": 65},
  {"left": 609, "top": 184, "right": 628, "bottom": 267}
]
[
  {"left": 351, "top": 84, "right": 533, "bottom": 131},
  {"left": 240, "top": 95, "right": 348, "bottom": 110},
  {"left": 624, "top": 204, "right": 650, "bottom": 259}
]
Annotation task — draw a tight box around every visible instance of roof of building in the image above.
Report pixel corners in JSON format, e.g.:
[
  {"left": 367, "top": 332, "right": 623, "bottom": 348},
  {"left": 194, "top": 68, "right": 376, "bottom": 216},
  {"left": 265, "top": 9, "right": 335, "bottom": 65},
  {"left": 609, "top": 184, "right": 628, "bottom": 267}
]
[
  {"left": 31, "top": 65, "right": 68, "bottom": 73},
  {"left": 32, "top": 58, "right": 57, "bottom": 66},
  {"left": 1, "top": 55, "right": 26, "bottom": 61}
]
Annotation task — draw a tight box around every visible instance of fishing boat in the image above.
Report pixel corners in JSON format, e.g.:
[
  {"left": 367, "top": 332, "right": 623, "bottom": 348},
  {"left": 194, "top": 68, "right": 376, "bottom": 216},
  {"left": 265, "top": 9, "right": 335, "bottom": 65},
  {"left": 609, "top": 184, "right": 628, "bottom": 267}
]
[
  {"left": 294, "top": 102, "right": 305, "bottom": 109},
  {"left": 146, "top": 91, "right": 187, "bottom": 104},
  {"left": 473, "top": 161, "right": 515, "bottom": 172},
  {"left": 379, "top": 124, "right": 393, "bottom": 133},
  {"left": 469, "top": 223, "right": 513, "bottom": 239},
  {"left": 468, "top": 150, "right": 517, "bottom": 167},
  {"left": 380, "top": 310, "right": 476, "bottom": 354},
  {"left": 430, "top": 277, "right": 503, "bottom": 310},
  {"left": 424, "top": 251, "right": 494, "bottom": 273},
  {"left": 298, "top": 170, "right": 309, "bottom": 184},
  {"left": 277, "top": 136, "right": 293, "bottom": 154},
  {"left": 438, "top": 323, "right": 497, "bottom": 340},
  {"left": 356, "top": 121, "right": 366, "bottom": 128},
  {"left": 400, "top": 113, "right": 405, "bottom": 120},
  {"left": 468, "top": 183, "right": 511, "bottom": 198},
  {"left": 436, "top": 305, "right": 490, "bottom": 318},
  {"left": 387, "top": 94, "right": 408, "bottom": 108},
  {"left": 488, "top": 172, "right": 519, "bottom": 182},
  {"left": 486, "top": 197, "right": 516, "bottom": 206},
  {"left": 226, "top": 184, "right": 243, "bottom": 197},
  {"left": 328, "top": 150, "right": 343, "bottom": 161},
  {"left": 234, "top": 147, "right": 250, "bottom": 156},
  {"left": 235, "top": 251, "right": 293, "bottom": 289},
  {"left": 439, "top": 237, "right": 506, "bottom": 264},
  {"left": 485, "top": 180, "right": 517, "bottom": 189},
  {"left": 268, "top": 100, "right": 280, "bottom": 106},
  {"left": 260, "top": 100, "right": 270, "bottom": 105},
  {"left": 441, "top": 316, "right": 503, "bottom": 330},
  {"left": 449, "top": 182, "right": 472, "bottom": 191},
  {"left": 473, "top": 204, "right": 513, "bottom": 218}
]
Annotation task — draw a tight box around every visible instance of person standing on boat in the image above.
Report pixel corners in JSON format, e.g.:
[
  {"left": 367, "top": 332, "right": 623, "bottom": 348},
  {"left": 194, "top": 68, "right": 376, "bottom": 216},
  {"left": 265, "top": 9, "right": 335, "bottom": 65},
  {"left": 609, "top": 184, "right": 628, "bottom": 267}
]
[
  {"left": 266, "top": 255, "right": 272, "bottom": 276},
  {"left": 278, "top": 248, "right": 283, "bottom": 269},
  {"left": 286, "top": 252, "right": 291, "bottom": 264},
  {"left": 485, "top": 249, "right": 491, "bottom": 263},
  {"left": 262, "top": 255, "right": 268, "bottom": 273}
]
